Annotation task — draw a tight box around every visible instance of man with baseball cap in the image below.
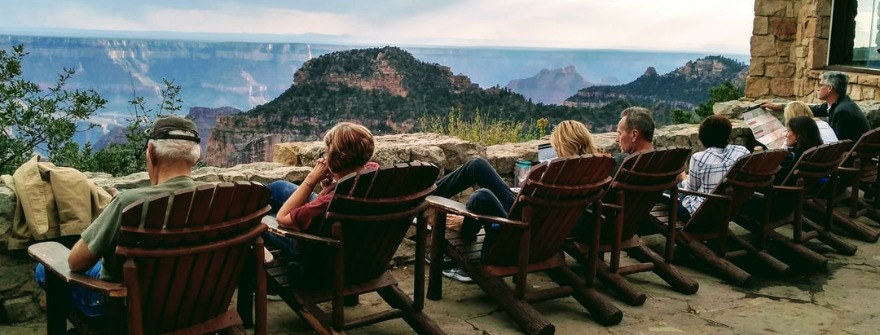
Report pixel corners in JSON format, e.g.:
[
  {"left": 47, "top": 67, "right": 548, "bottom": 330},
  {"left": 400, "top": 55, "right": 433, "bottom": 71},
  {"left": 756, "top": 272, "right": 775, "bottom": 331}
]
[{"left": 35, "top": 115, "right": 203, "bottom": 319}]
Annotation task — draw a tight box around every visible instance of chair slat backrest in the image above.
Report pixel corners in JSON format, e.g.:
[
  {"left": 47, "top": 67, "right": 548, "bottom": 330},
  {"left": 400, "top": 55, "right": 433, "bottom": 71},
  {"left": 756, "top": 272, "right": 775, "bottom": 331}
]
[
  {"left": 301, "top": 162, "right": 440, "bottom": 287},
  {"left": 483, "top": 155, "right": 614, "bottom": 266},
  {"left": 683, "top": 150, "right": 789, "bottom": 234},
  {"left": 115, "top": 182, "right": 271, "bottom": 334},
  {"left": 605, "top": 148, "right": 691, "bottom": 242},
  {"left": 782, "top": 140, "right": 852, "bottom": 199},
  {"left": 840, "top": 128, "right": 880, "bottom": 185}
]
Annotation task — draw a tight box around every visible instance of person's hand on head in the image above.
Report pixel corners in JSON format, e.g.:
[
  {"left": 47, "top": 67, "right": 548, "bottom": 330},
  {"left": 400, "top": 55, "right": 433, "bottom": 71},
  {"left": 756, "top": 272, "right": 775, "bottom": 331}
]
[{"left": 305, "top": 157, "right": 331, "bottom": 188}]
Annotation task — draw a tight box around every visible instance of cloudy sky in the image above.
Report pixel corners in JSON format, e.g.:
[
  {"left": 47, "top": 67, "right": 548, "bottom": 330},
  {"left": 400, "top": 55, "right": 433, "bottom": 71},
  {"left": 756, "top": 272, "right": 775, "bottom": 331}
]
[{"left": 0, "top": 0, "right": 754, "bottom": 54}]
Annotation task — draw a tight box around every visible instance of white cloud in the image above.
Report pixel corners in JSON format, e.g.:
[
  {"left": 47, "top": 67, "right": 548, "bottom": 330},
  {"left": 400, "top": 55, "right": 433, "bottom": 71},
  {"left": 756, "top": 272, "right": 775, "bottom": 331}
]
[{"left": 0, "top": 0, "right": 753, "bottom": 53}]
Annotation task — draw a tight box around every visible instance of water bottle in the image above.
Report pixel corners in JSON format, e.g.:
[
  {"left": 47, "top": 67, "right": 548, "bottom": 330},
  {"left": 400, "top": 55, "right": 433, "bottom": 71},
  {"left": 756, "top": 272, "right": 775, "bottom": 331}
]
[{"left": 514, "top": 159, "right": 532, "bottom": 189}]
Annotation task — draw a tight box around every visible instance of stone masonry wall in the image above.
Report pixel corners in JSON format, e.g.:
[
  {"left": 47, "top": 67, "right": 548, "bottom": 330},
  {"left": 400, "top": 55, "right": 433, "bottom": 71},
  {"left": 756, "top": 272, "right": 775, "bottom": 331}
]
[{"left": 747, "top": 0, "right": 880, "bottom": 102}]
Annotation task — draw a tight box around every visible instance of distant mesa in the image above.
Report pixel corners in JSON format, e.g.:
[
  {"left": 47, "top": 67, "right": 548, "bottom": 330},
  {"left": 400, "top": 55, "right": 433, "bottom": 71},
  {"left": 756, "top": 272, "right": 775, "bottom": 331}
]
[
  {"left": 207, "top": 46, "right": 553, "bottom": 167},
  {"left": 563, "top": 56, "right": 748, "bottom": 109},
  {"left": 505, "top": 66, "right": 593, "bottom": 105}
]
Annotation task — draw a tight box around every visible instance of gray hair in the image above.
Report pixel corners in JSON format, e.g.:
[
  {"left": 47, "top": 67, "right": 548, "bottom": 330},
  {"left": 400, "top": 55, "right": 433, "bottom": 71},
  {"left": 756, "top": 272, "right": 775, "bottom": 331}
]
[
  {"left": 148, "top": 130, "right": 201, "bottom": 166},
  {"left": 620, "top": 107, "right": 655, "bottom": 142},
  {"left": 820, "top": 71, "right": 849, "bottom": 96}
]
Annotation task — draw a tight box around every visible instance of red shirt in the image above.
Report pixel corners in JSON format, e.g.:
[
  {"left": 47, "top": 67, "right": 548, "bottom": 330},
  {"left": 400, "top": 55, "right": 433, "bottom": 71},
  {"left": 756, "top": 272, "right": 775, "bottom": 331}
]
[{"left": 288, "top": 162, "right": 380, "bottom": 232}]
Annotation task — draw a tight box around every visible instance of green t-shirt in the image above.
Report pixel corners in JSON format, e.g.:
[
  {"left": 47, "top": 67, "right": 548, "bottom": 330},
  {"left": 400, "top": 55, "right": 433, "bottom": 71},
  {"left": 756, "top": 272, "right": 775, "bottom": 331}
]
[{"left": 80, "top": 176, "right": 201, "bottom": 281}]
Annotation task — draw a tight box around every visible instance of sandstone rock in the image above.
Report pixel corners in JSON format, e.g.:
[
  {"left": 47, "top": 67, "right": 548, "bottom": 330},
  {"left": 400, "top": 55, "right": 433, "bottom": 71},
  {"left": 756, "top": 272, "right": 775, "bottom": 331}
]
[
  {"left": 770, "top": 78, "right": 794, "bottom": 97},
  {"left": 91, "top": 172, "right": 150, "bottom": 191},
  {"left": 858, "top": 101, "right": 880, "bottom": 129},
  {"left": 753, "top": 16, "right": 769, "bottom": 35},
  {"left": 1, "top": 296, "right": 41, "bottom": 324},
  {"left": 754, "top": 0, "right": 788, "bottom": 16},
  {"left": 746, "top": 76, "right": 771, "bottom": 98},
  {"left": 751, "top": 35, "right": 777, "bottom": 57},
  {"left": 225, "top": 162, "right": 302, "bottom": 184},
  {"left": 770, "top": 17, "right": 797, "bottom": 41},
  {"left": 486, "top": 140, "right": 543, "bottom": 175},
  {"left": 0, "top": 187, "right": 14, "bottom": 250},
  {"left": 714, "top": 100, "right": 751, "bottom": 119},
  {"left": 0, "top": 252, "right": 39, "bottom": 323}
]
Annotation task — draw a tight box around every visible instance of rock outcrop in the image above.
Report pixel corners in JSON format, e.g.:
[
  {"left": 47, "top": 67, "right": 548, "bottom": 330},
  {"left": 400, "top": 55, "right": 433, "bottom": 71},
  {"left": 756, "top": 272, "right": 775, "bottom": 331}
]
[{"left": 506, "top": 66, "right": 593, "bottom": 105}]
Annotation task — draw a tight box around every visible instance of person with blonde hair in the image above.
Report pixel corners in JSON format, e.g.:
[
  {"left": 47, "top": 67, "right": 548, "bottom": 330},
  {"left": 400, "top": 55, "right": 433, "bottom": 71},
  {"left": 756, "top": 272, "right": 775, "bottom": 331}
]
[
  {"left": 550, "top": 120, "right": 599, "bottom": 157},
  {"left": 433, "top": 120, "right": 599, "bottom": 282},
  {"left": 265, "top": 122, "right": 379, "bottom": 258},
  {"left": 784, "top": 101, "right": 837, "bottom": 144}
]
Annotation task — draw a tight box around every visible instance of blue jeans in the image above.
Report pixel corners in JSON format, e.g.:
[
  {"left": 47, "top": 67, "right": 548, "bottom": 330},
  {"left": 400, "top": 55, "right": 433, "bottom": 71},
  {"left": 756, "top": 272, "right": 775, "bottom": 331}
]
[
  {"left": 35, "top": 261, "right": 105, "bottom": 319},
  {"left": 263, "top": 180, "right": 318, "bottom": 260},
  {"left": 434, "top": 158, "right": 515, "bottom": 254}
]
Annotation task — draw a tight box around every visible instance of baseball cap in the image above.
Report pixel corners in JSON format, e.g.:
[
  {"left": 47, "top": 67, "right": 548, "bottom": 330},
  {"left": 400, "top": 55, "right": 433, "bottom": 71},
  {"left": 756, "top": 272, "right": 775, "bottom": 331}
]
[{"left": 146, "top": 115, "right": 200, "bottom": 143}]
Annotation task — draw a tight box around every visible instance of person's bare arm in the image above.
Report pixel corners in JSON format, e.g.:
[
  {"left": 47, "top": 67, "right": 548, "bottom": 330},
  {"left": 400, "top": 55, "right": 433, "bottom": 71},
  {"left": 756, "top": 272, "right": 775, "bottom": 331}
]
[
  {"left": 276, "top": 157, "right": 330, "bottom": 228},
  {"left": 68, "top": 239, "right": 100, "bottom": 272},
  {"left": 760, "top": 101, "right": 784, "bottom": 111}
]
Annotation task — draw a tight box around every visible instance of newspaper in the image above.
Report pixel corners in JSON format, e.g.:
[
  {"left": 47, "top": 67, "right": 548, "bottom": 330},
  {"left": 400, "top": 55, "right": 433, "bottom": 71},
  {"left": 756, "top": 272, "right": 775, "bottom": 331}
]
[{"left": 743, "top": 107, "right": 786, "bottom": 149}]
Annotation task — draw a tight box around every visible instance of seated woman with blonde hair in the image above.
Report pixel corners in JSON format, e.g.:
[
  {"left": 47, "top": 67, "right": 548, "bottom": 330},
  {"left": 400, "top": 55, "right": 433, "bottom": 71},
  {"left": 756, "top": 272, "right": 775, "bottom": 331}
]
[
  {"left": 433, "top": 120, "right": 599, "bottom": 282},
  {"left": 784, "top": 101, "right": 838, "bottom": 145}
]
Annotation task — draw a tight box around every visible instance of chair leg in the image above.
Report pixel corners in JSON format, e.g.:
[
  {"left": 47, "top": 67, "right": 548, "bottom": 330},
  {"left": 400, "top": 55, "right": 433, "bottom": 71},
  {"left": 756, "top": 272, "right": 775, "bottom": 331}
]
[
  {"left": 376, "top": 286, "right": 445, "bottom": 335},
  {"left": 545, "top": 267, "right": 623, "bottom": 327},
  {"left": 476, "top": 276, "right": 555, "bottom": 335},
  {"left": 45, "top": 272, "right": 70, "bottom": 335},
  {"left": 831, "top": 209, "right": 880, "bottom": 242},
  {"left": 427, "top": 211, "right": 446, "bottom": 301},
  {"left": 237, "top": 252, "right": 256, "bottom": 328},
  {"left": 683, "top": 239, "right": 752, "bottom": 286},
  {"left": 594, "top": 262, "right": 646, "bottom": 306},
  {"left": 727, "top": 235, "right": 790, "bottom": 275},
  {"left": 801, "top": 216, "right": 858, "bottom": 256},
  {"left": 630, "top": 245, "right": 699, "bottom": 295},
  {"left": 763, "top": 230, "right": 828, "bottom": 268}
]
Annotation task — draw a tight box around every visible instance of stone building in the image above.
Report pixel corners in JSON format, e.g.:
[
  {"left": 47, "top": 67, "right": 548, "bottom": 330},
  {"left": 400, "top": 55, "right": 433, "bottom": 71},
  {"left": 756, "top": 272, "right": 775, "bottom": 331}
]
[{"left": 747, "top": 0, "right": 880, "bottom": 102}]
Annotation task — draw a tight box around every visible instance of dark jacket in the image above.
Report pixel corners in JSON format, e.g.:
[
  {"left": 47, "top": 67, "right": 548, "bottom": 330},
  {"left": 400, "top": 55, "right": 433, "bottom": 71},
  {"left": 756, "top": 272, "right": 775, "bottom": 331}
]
[
  {"left": 810, "top": 95, "right": 870, "bottom": 143},
  {"left": 775, "top": 146, "right": 804, "bottom": 185}
]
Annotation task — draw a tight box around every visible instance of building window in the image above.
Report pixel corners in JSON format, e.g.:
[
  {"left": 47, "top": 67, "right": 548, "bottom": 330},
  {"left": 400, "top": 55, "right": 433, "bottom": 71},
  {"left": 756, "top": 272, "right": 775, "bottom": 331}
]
[{"left": 829, "top": 0, "right": 880, "bottom": 69}]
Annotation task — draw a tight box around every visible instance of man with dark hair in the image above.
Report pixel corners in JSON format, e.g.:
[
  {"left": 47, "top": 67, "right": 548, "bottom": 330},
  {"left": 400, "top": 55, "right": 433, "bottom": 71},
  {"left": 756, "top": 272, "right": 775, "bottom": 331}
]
[
  {"left": 678, "top": 115, "right": 750, "bottom": 221},
  {"left": 762, "top": 71, "right": 869, "bottom": 143},
  {"left": 613, "top": 106, "right": 655, "bottom": 174}
]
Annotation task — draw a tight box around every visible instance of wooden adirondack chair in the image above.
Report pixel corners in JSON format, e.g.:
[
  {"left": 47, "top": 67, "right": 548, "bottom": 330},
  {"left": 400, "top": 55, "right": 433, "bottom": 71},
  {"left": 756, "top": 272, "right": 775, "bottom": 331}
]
[
  {"left": 652, "top": 150, "right": 824, "bottom": 286},
  {"left": 822, "top": 128, "right": 880, "bottom": 242},
  {"left": 427, "top": 155, "right": 622, "bottom": 335},
  {"left": 29, "top": 181, "right": 272, "bottom": 335},
  {"left": 734, "top": 141, "right": 857, "bottom": 258},
  {"left": 248, "top": 162, "right": 445, "bottom": 335},
  {"left": 565, "top": 147, "right": 698, "bottom": 306}
]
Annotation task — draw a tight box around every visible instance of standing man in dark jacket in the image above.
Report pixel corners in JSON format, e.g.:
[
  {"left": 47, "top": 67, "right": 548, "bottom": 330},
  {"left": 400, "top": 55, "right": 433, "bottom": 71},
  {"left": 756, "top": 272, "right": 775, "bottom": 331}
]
[{"left": 762, "top": 71, "right": 870, "bottom": 143}]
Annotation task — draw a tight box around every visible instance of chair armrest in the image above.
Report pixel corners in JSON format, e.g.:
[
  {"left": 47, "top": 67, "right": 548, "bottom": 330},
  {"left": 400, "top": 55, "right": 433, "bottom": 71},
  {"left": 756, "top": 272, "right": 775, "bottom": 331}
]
[
  {"left": 28, "top": 242, "right": 127, "bottom": 297},
  {"left": 262, "top": 215, "right": 340, "bottom": 245},
  {"left": 426, "top": 196, "right": 528, "bottom": 228},
  {"left": 678, "top": 189, "right": 730, "bottom": 201}
]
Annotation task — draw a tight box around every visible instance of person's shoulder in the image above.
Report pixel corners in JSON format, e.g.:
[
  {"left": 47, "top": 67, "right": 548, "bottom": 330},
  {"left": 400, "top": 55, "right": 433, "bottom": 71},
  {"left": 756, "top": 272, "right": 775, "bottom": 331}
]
[{"left": 729, "top": 144, "right": 750, "bottom": 154}]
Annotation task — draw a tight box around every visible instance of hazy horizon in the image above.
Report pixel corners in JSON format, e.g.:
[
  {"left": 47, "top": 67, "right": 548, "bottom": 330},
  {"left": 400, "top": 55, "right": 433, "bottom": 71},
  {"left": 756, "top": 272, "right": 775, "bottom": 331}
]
[{"left": 0, "top": 0, "right": 753, "bottom": 54}]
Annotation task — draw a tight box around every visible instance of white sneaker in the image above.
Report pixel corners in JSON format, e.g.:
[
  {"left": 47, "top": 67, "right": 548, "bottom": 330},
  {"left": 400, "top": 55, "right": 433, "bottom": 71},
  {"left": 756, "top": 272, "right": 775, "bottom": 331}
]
[
  {"left": 266, "top": 294, "right": 283, "bottom": 301},
  {"left": 442, "top": 268, "right": 473, "bottom": 283}
]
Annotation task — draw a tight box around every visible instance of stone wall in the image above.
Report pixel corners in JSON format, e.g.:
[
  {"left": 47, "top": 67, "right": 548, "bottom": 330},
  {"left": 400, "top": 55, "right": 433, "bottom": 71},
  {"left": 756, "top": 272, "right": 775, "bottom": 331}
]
[
  {"left": 747, "top": 0, "right": 880, "bottom": 102},
  {"left": 0, "top": 108, "right": 765, "bottom": 324}
]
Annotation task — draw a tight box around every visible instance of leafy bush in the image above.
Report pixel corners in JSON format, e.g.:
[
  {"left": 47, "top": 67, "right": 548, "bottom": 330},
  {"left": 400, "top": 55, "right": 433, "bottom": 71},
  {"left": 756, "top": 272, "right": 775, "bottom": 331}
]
[
  {"left": 0, "top": 44, "right": 106, "bottom": 174},
  {"left": 693, "top": 81, "right": 743, "bottom": 120},
  {"left": 54, "top": 80, "right": 184, "bottom": 176},
  {"left": 419, "top": 108, "right": 539, "bottom": 145}
]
